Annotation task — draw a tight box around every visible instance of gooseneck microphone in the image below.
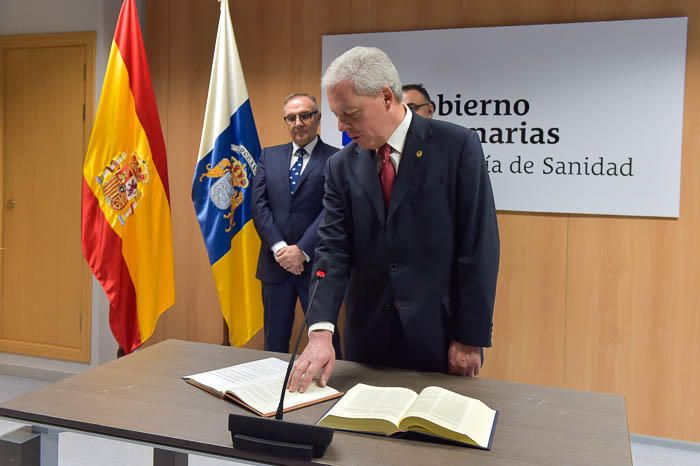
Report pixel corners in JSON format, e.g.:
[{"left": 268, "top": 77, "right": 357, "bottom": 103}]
[
  {"left": 227, "top": 257, "right": 334, "bottom": 460},
  {"left": 275, "top": 257, "right": 329, "bottom": 420}
]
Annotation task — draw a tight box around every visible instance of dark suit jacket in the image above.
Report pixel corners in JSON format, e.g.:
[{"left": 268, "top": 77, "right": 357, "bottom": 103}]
[
  {"left": 309, "top": 115, "right": 500, "bottom": 371},
  {"left": 252, "top": 138, "right": 338, "bottom": 284}
]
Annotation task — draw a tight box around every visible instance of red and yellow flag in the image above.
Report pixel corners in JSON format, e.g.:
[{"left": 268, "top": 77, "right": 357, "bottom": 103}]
[{"left": 81, "top": 0, "right": 174, "bottom": 354}]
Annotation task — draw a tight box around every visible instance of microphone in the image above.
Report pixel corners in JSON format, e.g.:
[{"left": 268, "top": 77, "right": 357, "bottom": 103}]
[
  {"left": 275, "top": 257, "right": 329, "bottom": 420},
  {"left": 228, "top": 258, "right": 334, "bottom": 460}
]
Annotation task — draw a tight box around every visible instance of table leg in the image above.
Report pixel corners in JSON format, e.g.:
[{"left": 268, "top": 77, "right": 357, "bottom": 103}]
[
  {"left": 153, "top": 448, "right": 188, "bottom": 466},
  {"left": 0, "top": 426, "right": 40, "bottom": 466},
  {"left": 31, "top": 427, "right": 58, "bottom": 466}
]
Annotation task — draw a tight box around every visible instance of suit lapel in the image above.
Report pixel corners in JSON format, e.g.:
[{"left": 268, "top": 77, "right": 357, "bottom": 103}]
[
  {"left": 272, "top": 143, "right": 293, "bottom": 206},
  {"left": 387, "top": 116, "right": 431, "bottom": 223},
  {"left": 350, "top": 145, "right": 385, "bottom": 223},
  {"left": 293, "top": 140, "right": 325, "bottom": 193}
]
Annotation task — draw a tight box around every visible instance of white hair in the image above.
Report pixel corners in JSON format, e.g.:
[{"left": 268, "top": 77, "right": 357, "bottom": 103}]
[{"left": 322, "top": 46, "right": 402, "bottom": 102}]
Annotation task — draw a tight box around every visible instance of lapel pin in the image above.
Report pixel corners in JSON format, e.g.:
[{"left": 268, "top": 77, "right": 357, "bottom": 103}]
[{"left": 416, "top": 150, "right": 423, "bottom": 158}]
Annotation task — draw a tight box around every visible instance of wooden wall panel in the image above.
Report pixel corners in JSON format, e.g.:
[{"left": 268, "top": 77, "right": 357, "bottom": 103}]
[
  {"left": 232, "top": 0, "right": 352, "bottom": 148},
  {"left": 564, "top": 0, "right": 699, "bottom": 440},
  {"left": 166, "top": 1, "right": 223, "bottom": 343},
  {"left": 350, "top": 0, "right": 573, "bottom": 32},
  {"left": 144, "top": 0, "right": 700, "bottom": 440},
  {"left": 481, "top": 213, "right": 568, "bottom": 387},
  {"left": 147, "top": 0, "right": 222, "bottom": 345},
  {"left": 573, "top": 0, "right": 688, "bottom": 19},
  {"left": 144, "top": 0, "right": 169, "bottom": 346}
]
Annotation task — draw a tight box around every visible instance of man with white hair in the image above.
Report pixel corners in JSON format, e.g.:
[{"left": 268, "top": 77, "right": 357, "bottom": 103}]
[{"left": 289, "top": 47, "right": 499, "bottom": 392}]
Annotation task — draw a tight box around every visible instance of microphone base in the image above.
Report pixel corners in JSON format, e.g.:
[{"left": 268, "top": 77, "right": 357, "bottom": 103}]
[{"left": 228, "top": 414, "right": 333, "bottom": 460}]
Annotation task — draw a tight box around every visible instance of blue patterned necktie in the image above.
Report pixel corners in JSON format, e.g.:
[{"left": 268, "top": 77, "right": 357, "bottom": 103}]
[{"left": 289, "top": 147, "right": 306, "bottom": 194}]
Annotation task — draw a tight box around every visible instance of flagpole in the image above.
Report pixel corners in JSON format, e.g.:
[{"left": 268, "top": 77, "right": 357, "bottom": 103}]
[
  {"left": 222, "top": 320, "right": 231, "bottom": 346},
  {"left": 215, "top": 0, "right": 230, "bottom": 349}
]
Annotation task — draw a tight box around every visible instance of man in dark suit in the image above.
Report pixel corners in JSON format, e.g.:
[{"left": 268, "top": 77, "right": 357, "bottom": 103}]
[
  {"left": 289, "top": 47, "right": 499, "bottom": 392},
  {"left": 252, "top": 93, "right": 341, "bottom": 356}
]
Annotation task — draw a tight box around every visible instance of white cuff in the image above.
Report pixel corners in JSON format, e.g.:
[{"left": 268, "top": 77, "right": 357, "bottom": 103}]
[
  {"left": 302, "top": 250, "right": 310, "bottom": 262},
  {"left": 308, "top": 321, "right": 335, "bottom": 335},
  {"left": 271, "top": 241, "right": 288, "bottom": 256}
]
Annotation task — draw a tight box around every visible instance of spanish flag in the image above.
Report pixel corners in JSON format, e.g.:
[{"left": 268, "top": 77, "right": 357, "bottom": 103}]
[
  {"left": 81, "top": 0, "right": 175, "bottom": 354},
  {"left": 192, "top": 0, "right": 263, "bottom": 346}
]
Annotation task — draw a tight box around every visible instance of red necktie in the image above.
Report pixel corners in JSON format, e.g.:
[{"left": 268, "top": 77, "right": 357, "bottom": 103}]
[{"left": 378, "top": 143, "right": 395, "bottom": 208}]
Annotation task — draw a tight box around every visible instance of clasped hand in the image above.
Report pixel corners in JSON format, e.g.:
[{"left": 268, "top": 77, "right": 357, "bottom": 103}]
[{"left": 275, "top": 245, "right": 305, "bottom": 275}]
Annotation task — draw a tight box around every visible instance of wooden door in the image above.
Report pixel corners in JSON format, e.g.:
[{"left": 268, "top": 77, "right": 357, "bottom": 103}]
[{"left": 0, "top": 32, "right": 95, "bottom": 362}]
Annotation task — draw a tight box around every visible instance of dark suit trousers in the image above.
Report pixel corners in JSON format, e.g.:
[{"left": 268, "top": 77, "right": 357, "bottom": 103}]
[
  {"left": 343, "top": 302, "right": 446, "bottom": 372},
  {"left": 262, "top": 277, "right": 342, "bottom": 358}
]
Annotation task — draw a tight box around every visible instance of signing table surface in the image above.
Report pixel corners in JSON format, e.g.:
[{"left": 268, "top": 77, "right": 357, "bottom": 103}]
[{"left": 0, "top": 339, "right": 632, "bottom": 465}]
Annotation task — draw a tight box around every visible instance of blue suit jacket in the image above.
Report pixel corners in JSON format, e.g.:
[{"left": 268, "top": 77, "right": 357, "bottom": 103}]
[
  {"left": 252, "top": 138, "right": 339, "bottom": 284},
  {"left": 308, "top": 115, "right": 500, "bottom": 371}
]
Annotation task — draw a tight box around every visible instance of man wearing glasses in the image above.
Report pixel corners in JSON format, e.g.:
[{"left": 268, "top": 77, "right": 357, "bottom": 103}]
[
  {"left": 402, "top": 83, "right": 435, "bottom": 119},
  {"left": 252, "top": 93, "right": 342, "bottom": 357}
]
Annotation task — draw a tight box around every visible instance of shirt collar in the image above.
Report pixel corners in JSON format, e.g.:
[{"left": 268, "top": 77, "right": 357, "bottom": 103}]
[
  {"left": 385, "top": 105, "right": 412, "bottom": 154},
  {"left": 293, "top": 135, "right": 318, "bottom": 155}
]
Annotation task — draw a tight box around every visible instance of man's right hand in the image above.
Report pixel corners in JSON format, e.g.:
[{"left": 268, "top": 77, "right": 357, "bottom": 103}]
[
  {"left": 287, "top": 330, "right": 335, "bottom": 393},
  {"left": 275, "top": 245, "right": 304, "bottom": 275}
]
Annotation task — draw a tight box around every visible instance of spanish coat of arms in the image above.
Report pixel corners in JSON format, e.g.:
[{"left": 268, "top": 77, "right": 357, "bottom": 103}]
[{"left": 96, "top": 151, "right": 150, "bottom": 225}]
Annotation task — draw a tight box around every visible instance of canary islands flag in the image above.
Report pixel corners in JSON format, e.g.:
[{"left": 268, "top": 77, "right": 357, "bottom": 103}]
[
  {"left": 81, "top": 0, "right": 175, "bottom": 354},
  {"left": 192, "top": 0, "right": 263, "bottom": 346}
]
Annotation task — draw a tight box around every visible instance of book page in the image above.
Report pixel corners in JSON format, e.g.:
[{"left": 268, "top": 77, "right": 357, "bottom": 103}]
[
  {"left": 403, "top": 386, "right": 496, "bottom": 447},
  {"left": 320, "top": 383, "right": 417, "bottom": 427},
  {"left": 183, "top": 357, "right": 289, "bottom": 395},
  {"left": 231, "top": 378, "right": 340, "bottom": 416}
]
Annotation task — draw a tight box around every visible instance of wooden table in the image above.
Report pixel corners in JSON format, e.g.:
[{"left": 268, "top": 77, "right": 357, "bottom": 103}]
[{"left": 0, "top": 339, "right": 632, "bottom": 465}]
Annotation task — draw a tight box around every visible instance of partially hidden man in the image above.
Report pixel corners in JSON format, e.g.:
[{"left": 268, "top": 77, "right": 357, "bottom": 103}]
[
  {"left": 252, "top": 93, "right": 342, "bottom": 357},
  {"left": 289, "top": 48, "right": 499, "bottom": 392},
  {"left": 402, "top": 83, "right": 435, "bottom": 119}
]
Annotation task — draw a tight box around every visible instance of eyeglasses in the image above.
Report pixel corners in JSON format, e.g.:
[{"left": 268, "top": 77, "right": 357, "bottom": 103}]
[
  {"left": 406, "top": 103, "right": 431, "bottom": 111},
  {"left": 283, "top": 111, "right": 318, "bottom": 125}
]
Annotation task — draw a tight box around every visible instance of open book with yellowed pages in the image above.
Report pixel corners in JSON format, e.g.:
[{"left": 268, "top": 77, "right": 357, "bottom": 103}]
[
  {"left": 183, "top": 357, "right": 343, "bottom": 417},
  {"left": 317, "top": 383, "right": 497, "bottom": 449}
]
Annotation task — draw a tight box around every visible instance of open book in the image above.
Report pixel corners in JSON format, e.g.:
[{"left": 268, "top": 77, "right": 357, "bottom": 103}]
[
  {"left": 183, "top": 357, "right": 342, "bottom": 417},
  {"left": 317, "top": 383, "right": 497, "bottom": 449}
]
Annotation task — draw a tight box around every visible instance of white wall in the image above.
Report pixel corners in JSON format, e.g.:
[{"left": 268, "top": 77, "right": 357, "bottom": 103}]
[{"left": 0, "top": 0, "right": 145, "bottom": 375}]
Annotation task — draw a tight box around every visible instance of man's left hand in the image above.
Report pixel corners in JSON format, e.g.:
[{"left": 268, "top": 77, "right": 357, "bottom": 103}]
[
  {"left": 447, "top": 340, "right": 482, "bottom": 377},
  {"left": 276, "top": 245, "right": 305, "bottom": 275}
]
